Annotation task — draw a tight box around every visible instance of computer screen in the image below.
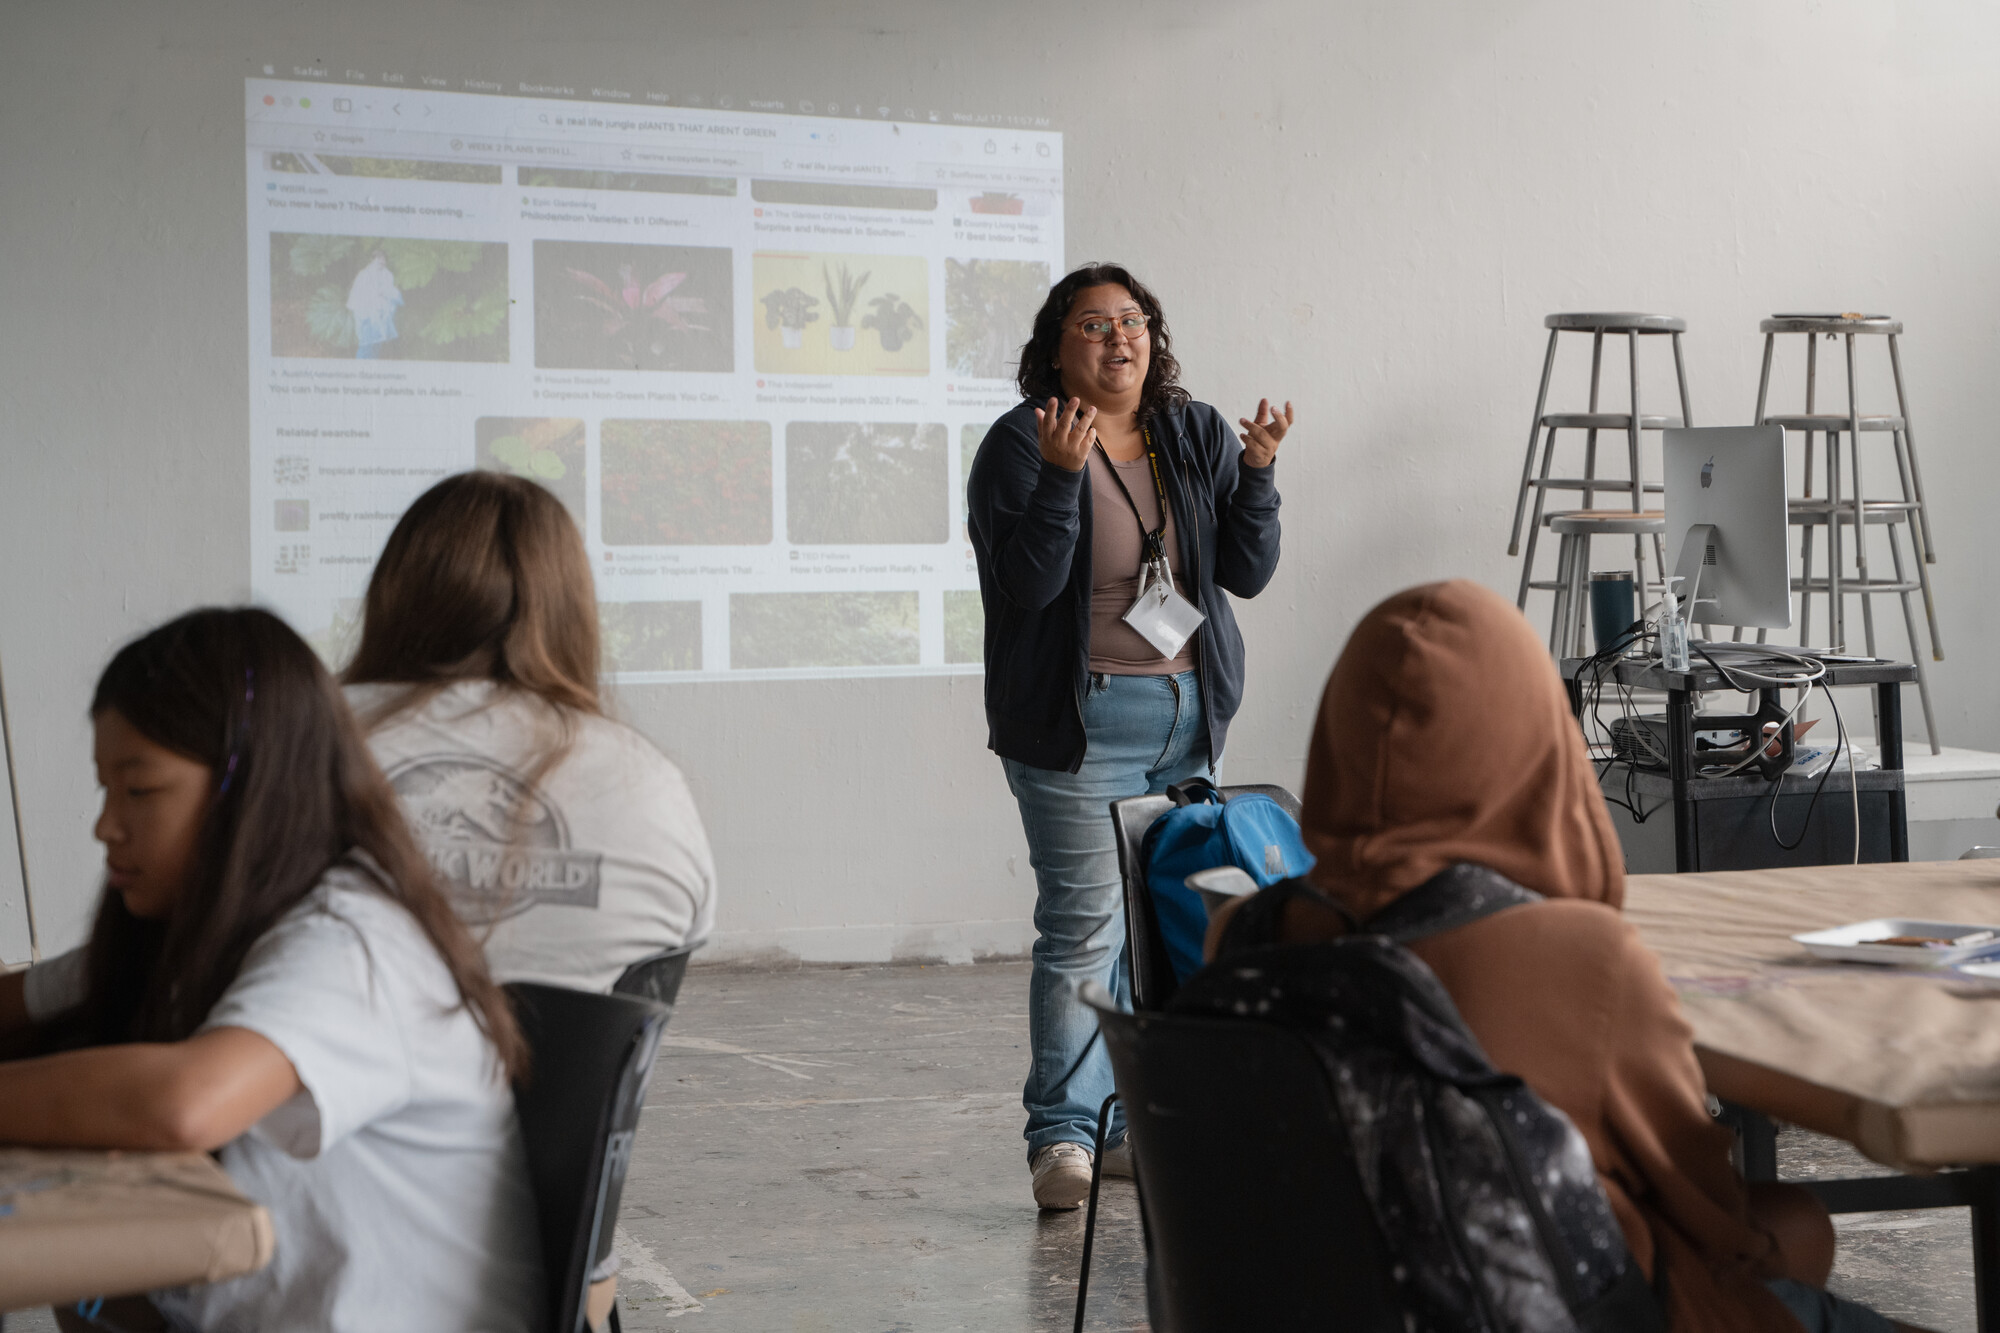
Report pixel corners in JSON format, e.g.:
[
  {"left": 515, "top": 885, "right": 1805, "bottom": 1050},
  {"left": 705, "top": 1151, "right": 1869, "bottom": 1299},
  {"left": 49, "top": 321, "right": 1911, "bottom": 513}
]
[{"left": 1662, "top": 424, "right": 1792, "bottom": 630}]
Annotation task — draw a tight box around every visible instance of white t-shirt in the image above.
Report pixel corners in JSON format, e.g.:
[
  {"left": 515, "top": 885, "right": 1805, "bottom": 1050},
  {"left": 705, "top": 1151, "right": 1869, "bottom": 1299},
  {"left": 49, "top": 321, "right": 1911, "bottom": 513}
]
[
  {"left": 27, "top": 870, "right": 544, "bottom": 1332},
  {"left": 346, "top": 682, "right": 718, "bottom": 993}
]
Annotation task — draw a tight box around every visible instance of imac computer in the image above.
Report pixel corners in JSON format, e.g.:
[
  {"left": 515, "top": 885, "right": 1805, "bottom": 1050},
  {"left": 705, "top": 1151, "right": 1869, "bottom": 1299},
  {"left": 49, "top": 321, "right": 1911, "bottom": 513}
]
[{"left": 1662, "top": 423, "right": 1793, "bottom": 638}]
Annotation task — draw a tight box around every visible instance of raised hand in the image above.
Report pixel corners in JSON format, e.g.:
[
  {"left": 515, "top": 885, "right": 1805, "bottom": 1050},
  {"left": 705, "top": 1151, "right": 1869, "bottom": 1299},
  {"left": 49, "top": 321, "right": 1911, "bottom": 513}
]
[
  {"left": 1034, "top": 396, "right": 1098, "bottom": 473},
  {"left": 1237, "top": 399, "right": 1295, "bottom": 469}
]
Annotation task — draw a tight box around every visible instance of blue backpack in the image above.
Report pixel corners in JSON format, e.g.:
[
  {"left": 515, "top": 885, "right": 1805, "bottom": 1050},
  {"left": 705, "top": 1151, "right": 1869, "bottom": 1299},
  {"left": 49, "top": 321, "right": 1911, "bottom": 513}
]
[{"left": 1139, "top": 779, "right": 1316, "bottom": 984}]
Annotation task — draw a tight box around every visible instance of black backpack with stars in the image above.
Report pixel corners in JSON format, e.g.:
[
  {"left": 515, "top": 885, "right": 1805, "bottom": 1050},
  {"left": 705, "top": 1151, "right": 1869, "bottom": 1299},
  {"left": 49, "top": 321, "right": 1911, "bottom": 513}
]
[{"left": 1182, "top": 862, "right": 1669, "bottom": 1333}]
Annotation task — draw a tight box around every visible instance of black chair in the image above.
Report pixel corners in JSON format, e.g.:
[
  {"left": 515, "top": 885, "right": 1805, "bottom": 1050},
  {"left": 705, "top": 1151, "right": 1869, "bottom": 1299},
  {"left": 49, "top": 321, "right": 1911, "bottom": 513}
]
[
  {"left": 506, "top": 982, "right": 673, "bottom": 1333},
  {"left": 610, "top": 938, "right": 704, "bottom": 1008},
  {"left": 1075, "top": 988, "right": 1403, "bottom": 1332},
  {"left": 1109, "top": 783, "right": 1303, "bottom": 1011}
]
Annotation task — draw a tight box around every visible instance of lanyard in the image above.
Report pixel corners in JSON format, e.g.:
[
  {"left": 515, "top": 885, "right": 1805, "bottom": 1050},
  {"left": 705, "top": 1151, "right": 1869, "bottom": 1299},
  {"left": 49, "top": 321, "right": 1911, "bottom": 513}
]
[{"left": 1094, "top": 425, "right": 1172, "bottom": 570}]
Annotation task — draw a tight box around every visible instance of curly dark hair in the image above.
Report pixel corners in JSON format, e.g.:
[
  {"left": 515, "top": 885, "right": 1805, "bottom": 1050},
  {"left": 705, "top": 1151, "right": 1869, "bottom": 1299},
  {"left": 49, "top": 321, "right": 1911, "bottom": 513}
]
[{"left": 1016, "top": 263, "right": 1190, "bottom": 421}]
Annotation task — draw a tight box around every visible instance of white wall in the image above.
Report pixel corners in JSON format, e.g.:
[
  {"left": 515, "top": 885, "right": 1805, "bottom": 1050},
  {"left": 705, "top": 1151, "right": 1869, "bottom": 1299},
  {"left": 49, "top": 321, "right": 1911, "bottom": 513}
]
[{"left": 5, "top": 0, "right": 1998, "bottom": 965}]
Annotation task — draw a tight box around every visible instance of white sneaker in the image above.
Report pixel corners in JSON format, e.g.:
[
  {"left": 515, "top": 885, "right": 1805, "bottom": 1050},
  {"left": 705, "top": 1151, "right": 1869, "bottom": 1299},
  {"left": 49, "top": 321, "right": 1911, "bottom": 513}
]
[
  {"left": 1100, "top": 1138, "right": 1134, "bottom": 1179},
  {"left": 1030, "top": 1141, "right": 1094, "bottom": 1210}
]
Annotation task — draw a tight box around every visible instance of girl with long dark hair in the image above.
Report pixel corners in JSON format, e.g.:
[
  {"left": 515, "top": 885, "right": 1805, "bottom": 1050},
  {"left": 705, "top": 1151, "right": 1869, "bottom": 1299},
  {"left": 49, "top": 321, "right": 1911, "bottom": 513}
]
[
  {"left": 0, "top": 607, "right": 542, "bottom": 1331},
  {"left": 964, "top": 263, "right": 1296, "bottom": 1208}
]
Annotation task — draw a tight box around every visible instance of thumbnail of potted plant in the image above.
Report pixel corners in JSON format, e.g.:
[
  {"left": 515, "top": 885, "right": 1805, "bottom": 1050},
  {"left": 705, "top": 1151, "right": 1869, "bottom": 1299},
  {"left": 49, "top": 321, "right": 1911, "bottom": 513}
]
[
  {"left": 822, "top": 262, "right": 871, "bottom": 352},
  {"left": 862, "top": 292, "right": 925, "bottom": 353},
  {"left": 762, "top": 286, "right": 821, "bottom": 349}
]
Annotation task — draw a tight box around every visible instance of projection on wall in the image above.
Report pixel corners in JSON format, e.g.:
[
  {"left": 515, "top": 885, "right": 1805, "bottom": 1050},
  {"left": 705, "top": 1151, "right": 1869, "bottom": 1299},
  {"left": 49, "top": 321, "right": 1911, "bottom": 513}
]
[{"left": 245, "top": 77, "right": 1063, "bottom": 678}]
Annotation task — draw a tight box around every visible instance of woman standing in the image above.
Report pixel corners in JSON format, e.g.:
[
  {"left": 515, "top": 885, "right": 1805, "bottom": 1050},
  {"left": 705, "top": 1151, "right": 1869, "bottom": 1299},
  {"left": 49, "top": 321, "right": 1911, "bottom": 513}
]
[{"left": 965, "top": 264, "right": 1293, "bottom": 1209}]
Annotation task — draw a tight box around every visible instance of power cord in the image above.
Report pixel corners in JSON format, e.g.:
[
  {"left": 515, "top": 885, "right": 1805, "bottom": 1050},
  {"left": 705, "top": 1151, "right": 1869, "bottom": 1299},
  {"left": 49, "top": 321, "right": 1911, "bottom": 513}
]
[
  {"left": 1579, "top": 631, "right": 1862, "bottom": 863},
  {"left": 1689, "top": 643, "right": 1823, "bottom": 781}
]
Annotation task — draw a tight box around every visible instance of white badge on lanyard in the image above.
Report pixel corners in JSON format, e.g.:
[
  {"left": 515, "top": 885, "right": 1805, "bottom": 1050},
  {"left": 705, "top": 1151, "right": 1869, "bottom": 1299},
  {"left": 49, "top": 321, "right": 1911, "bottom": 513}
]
[
  {"left": 1122, "top": 551, "right": 1206, "bottom": 658},
  {"left": 1105, "top": 430, "right": 1206, "bottom": 659}
]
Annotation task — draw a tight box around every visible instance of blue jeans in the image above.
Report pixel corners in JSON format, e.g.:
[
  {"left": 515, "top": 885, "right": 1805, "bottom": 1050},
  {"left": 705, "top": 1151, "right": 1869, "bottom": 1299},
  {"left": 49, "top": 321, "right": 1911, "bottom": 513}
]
[{"left": 1003, "top": 670, "right": 1212, "bottom": 1160}]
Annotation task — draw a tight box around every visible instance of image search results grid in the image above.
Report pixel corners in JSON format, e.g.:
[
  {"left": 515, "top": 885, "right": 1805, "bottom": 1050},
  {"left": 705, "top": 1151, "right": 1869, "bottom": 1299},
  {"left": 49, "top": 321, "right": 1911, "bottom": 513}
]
[{"left": 245, "top": 79, "right": 1063, "bottom": 679}]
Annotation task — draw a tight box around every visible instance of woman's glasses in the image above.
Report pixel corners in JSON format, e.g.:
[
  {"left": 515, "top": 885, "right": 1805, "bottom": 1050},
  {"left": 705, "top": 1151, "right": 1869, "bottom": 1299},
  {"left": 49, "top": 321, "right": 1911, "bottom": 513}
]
[{"left": 1072, "top": 313, "right": 1150, "bottom": 343}]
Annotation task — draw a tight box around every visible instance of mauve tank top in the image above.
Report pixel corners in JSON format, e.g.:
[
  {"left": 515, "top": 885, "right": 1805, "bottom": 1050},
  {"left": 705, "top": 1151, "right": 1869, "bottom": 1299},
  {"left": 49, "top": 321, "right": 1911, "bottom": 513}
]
[{"left": 1087, "top": 449, "right": 1197, "bottom": 675}]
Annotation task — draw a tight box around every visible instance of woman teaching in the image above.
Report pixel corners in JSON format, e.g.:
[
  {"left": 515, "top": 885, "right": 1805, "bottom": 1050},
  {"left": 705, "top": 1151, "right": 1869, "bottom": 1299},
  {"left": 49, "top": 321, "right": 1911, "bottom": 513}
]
[{"left": 964, "top": 263, "right": 1293, "bottom": 1210}]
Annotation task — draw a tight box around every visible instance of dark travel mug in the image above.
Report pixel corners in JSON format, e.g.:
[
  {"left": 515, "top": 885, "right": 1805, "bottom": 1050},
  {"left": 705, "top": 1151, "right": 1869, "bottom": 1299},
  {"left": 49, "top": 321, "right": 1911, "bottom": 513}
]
[{"left": 1589, "top": 571, "right": 1637, "bottom": 656}]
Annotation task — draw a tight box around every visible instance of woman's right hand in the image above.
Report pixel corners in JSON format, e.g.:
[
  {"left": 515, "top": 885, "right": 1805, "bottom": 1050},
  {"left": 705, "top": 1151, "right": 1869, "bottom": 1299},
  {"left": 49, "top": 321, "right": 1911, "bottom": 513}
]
[{"left": 1033, "top": 396, "right": 1098, "bottom": 473}]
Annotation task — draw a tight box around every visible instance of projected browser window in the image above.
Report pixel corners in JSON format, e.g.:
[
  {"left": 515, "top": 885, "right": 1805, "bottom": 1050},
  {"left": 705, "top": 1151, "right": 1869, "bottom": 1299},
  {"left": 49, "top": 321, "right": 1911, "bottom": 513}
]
[{"left": 246, "top": 78, "right": 1062, "bottom": 678}]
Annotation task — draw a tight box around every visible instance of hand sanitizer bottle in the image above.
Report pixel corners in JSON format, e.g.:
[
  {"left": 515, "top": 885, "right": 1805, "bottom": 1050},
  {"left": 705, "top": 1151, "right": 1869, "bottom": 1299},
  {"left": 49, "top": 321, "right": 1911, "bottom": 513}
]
[{"left": 1659, "top": 584, "right": 1691, "bottom": 673}]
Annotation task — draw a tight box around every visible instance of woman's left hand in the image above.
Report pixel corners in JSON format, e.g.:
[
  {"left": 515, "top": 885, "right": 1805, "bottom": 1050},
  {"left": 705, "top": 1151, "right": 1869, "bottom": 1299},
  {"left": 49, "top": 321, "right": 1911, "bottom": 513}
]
[{"left": 1237, "top": 399, "right": 1294, "bottom": 469}]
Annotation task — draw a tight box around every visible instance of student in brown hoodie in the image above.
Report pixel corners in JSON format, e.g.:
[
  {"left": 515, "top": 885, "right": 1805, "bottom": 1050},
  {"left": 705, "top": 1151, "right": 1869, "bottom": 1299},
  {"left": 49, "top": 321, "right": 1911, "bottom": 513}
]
[{"left": 1209, "top": 580, "right": 1927, "bottom": 1333}]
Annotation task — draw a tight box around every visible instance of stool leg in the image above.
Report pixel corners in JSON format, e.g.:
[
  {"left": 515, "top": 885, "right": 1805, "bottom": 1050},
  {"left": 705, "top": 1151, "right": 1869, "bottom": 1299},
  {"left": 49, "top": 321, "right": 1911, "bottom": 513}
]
[
  {"left": 1754, "top": 332, "right": 1774, "bottom": 423},
  {"left": 1549, "top": 533, "right": 1575, "bottom": 654},
  {"left": 1805, "top": 337, "right": 1827, "bottom": 648},
  {"left": 1828, "top": 429, "right": 1846, "bottom": 652},
  {"left": 1797, "top": 431, "right": 1816, "bottom": 647},
  {"left": 1673, "top": 330, "right": 1693, "bottom": 427},
  {"left": 1508, "top": 328, "right": 1560, "bottom": 556},
  {"left": 1570, "top": 536, "right": 1591, "bottom": 658},
  {"left": 1888, "top": 334, "right": 1936, "bottom": 562},
  {"left": 1887, "top": 520, "right": 1942, "bottom": 754},
  {"left": 1517, "top": 422, "right": 1559, "bottom": 609},
  {"left": 1626, "top": 331, "right": 1647, "bottom": 608},
  {"left": 1651, "top": 532, "right": 1667, "bottom": 612},
  {"left": 1582, "top": 331, "right": 1605, "bottom": 510},
  {"left": 1625, "top": 331, "right": 1643, "bottom": 515},
  {"left": 1893, "top": 427, "right": 1945, "bottom": 660},
  {"left": 1844, "top": 336, "right": 1879, "bottom": 659}
]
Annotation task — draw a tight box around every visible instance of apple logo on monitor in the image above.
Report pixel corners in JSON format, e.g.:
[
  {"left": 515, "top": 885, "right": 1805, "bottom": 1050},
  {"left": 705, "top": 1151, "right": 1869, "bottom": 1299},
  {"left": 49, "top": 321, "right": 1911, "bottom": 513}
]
[{"left": 1701, "top": 457, "right": 1715, "bottom": 488}]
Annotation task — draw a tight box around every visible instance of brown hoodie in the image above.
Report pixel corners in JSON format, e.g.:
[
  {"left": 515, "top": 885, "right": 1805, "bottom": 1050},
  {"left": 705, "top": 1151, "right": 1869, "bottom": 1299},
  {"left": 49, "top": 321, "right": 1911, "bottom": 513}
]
[{"left": 1230, "top": 580, "right": 1798, "bottom": 1331}]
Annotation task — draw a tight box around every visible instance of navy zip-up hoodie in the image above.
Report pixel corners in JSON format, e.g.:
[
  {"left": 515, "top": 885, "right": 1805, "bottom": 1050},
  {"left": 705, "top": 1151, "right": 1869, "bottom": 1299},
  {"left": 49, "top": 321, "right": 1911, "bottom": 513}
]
[{"left": 965, "top": 397, "right": 1283, "bottom": 772}]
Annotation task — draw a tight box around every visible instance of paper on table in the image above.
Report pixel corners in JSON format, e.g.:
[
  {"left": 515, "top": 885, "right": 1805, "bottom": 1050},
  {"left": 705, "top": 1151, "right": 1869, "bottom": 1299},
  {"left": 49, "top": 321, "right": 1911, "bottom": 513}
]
[{"left": 0, "top": 1149, "right": 273, "bottom": 1310}]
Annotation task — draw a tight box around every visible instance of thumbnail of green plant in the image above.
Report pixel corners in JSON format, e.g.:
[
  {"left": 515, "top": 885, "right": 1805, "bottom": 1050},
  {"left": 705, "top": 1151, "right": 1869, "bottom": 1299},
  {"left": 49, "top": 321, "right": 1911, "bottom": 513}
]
[
  {"left": 535, "top": 240, "right": 734, "bottom": 373},
  {"left": 945, "top": 589, "right": 985, "bottom": 664},
  {"left": 475, "top": 418, "right": 586, "bottom": 528},
  {"left": 946, "top": 258, "right": 1049, "bottom": 379},
  {"left": 600, "top": 601, "right": 703, "bottom": 673},
  {"left": 269, "top": 233, "right": 509, "bottom": 362},
  {"left": 730, "top": 592, "right": 919, "bottom": 669},
  {"left": 785, "top": 422, "right": 948, "bottom": 545},
  {"left": 601, "top": 420, "right": 773, "bottom": 546},
  {"left": 960, "top": 421, "right": 993, "bottom": 540}
]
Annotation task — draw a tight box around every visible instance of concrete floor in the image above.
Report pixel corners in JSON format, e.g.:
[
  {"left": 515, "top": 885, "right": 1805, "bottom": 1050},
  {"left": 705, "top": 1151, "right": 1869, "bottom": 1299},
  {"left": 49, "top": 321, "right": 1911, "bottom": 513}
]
[
  {"left": 614, "top": 960, "right": 1145, "bottom": 1333},
  {"left": 2, "top": 959, "right": 1978, "bottom": 1331},
  {"left": 1780, "top": 1126, "right": 1977, "bottom": 1333}
]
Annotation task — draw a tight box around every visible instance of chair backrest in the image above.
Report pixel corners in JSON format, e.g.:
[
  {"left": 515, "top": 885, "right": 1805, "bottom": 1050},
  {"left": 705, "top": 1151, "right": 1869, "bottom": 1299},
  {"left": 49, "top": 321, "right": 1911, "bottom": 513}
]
[
  {"left": 611, "top": 938, "right": 704, "bottom": 1008},
  {"left": 1110, "top": 783, "right": 1303, "bottom": 1011},
  {"left": 506, "top": 982, "right": 672, "bottom": 1333},
  {"left": 1092, "top": 999, "right": 1402, "bottom": 1332}
]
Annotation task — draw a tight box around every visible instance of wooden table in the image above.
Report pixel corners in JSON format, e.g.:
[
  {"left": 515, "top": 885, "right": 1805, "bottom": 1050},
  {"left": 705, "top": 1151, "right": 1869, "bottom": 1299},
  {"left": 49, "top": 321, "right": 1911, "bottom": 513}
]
[
  {"left": 0, "top": 1148, "right": 272, "bottom": 1314},
  {"left": 1626, "top": 859, "right": 2000, "bottom": 1330}
]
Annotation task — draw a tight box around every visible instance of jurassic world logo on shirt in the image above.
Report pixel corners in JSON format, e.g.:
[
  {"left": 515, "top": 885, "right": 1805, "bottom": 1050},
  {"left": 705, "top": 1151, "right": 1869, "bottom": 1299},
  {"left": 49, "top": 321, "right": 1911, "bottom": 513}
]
[{"left": 385, "top": 753, "right": 604, "bottom": 924}]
